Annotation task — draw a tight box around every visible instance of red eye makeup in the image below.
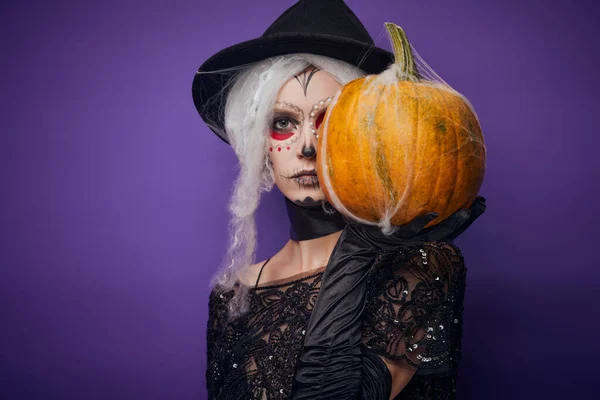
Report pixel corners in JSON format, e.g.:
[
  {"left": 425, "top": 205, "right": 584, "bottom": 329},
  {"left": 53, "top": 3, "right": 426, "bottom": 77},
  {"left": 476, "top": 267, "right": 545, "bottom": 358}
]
[
  {"left": 270, "top": 131, "right": 295, "bottom": 141},
  {"left": 314, "top": 112, "right": 325, "bottom": 129},
  {"left": 308, "top": 97, "right": 333, "bottom": 138}
]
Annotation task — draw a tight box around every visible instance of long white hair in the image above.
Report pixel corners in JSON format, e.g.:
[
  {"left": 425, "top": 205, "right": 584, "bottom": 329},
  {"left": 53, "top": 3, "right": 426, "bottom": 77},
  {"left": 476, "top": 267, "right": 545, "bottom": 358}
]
[{"left": 199, "top": 54, "right": 366, "bottom": 319}]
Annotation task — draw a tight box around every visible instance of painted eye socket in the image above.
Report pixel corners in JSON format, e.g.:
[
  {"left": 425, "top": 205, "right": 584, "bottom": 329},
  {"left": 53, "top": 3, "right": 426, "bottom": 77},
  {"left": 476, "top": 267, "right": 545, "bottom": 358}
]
[{"left": 314, "top": 111, "right": 326, "bottom": 129}]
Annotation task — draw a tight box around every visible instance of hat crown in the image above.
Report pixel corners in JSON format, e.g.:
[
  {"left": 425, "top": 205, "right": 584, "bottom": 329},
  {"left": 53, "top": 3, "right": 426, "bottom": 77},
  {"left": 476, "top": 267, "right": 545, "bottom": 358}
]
[
  {"left": 192, "top": 0, "right": 394, "bottom": 144},
  {"left": 263, "top": 0, "right": 374, "bottom": 44}
]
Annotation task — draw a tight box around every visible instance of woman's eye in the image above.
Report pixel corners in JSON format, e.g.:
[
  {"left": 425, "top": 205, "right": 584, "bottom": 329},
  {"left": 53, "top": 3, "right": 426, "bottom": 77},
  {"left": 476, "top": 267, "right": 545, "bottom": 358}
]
[
  {"left": 271, "top": 118, "right": 298, "bottom": 141},
  {"left": 273, "top": 118, "right": 297, "bottom": 131}
]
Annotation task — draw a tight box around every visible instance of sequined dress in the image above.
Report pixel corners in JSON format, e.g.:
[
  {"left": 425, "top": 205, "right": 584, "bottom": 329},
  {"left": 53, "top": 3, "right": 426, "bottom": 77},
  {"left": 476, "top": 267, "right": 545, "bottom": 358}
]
[{"left": 206, "top": 241, "right": 467, "bottom": 399}]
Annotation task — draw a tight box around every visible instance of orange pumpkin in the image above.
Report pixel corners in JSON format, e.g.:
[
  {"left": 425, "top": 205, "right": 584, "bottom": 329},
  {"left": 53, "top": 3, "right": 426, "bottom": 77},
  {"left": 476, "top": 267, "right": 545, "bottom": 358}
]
[{"left": 317, "top": 23, "right": 486, "bottom": 232}]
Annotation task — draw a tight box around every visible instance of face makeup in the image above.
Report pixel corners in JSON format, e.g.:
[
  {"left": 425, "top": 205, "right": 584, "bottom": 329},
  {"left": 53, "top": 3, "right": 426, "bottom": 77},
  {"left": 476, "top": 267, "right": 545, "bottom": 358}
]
[{"left": 267, "top": 67, "right": 341, "bottom": 206}]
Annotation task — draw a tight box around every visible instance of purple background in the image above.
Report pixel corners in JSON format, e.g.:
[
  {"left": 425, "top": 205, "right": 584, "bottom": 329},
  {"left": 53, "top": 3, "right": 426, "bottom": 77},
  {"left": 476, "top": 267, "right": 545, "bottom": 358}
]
[{"left": 2, "top": 0, "right": 598, "bottom": 398}]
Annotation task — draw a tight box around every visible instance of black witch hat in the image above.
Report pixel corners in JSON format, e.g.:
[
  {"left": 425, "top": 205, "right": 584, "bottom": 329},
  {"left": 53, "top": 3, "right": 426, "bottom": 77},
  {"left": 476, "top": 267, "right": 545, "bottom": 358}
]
[{"left": 191, "top": 0, "right": 394, "bottom": 144}]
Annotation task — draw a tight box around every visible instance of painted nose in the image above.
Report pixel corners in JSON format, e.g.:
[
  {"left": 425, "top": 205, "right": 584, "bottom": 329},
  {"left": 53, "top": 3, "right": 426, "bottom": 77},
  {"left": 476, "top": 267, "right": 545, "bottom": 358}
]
[{"left": 301, "top": 144, "right": 316, "bottom": 158}]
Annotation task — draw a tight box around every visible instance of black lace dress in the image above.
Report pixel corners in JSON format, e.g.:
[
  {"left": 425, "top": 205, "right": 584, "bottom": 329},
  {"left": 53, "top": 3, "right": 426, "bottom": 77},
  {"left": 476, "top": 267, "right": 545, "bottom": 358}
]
[{"left": 206, "top": 241, "right": 467, "bottom": 399}]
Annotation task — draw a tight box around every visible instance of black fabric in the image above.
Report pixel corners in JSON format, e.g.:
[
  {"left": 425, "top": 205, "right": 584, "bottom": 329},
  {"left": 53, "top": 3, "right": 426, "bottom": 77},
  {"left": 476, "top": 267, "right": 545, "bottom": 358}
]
[
  {"left": 362, "top": 244, "right": 467, "bottom": 378},
  {"left": 360, "top": 347, "right": 393, "bottom": 399},
  {"left": 192, "top": 0, "right": 395, "bottom": 143},
  {"left": 205, "top": 242, "right": 466, "bottom": 399},
  {"left": 285, "top": 197, "right": 347, "bottom": 241},
  {"left": 289, "top": 197, "right": 486, "bottom": 399},
  {"left": 204, "top": 197, "right": 485, "bottom": 399}
]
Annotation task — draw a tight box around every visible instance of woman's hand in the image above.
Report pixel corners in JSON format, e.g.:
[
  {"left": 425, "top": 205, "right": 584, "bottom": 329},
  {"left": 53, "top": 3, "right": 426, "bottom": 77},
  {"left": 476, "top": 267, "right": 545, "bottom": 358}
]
[{"left": 371, "top": 195, "right": 487, "bottom": 244}]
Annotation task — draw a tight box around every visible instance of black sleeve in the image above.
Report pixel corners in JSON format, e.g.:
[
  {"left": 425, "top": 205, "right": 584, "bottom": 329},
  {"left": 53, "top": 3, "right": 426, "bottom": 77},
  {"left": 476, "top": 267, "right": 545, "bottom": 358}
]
[
  {"left": 206, "top": 290, "right": 227, "bottom": 398},
  {"left": 290, "top": 228, "right": 466, "bottom": 399},
  {"left": 362, "top": 242, "right": 466, "bottom": 375},
  {"left": 360, "top": 346, "right": 393, "bottom": 399},
  {"left": 290, "top": 224, "right": 395, "bottom": 399},
  {"left": 290, "top": 199, "right": 481, "bottom": 399}
]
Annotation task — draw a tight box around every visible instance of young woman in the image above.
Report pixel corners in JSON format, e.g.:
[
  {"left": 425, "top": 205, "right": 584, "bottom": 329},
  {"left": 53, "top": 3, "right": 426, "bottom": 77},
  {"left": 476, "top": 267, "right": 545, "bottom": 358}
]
[{"left": 192, "top": 1, "right": 486, "bottom": 398}]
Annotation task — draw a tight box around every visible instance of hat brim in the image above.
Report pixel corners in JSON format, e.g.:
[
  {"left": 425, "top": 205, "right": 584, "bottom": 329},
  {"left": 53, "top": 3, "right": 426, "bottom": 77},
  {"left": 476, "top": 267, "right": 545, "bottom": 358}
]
[{"left": 192, "top": 32, "right": 394, "bottom": 144}]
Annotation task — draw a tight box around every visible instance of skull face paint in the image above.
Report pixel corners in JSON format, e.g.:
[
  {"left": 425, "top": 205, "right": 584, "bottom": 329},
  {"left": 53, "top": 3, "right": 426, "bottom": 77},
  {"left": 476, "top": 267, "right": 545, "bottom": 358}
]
[{"left": 268, "top": 67, "right": 341, "bottom": 205}]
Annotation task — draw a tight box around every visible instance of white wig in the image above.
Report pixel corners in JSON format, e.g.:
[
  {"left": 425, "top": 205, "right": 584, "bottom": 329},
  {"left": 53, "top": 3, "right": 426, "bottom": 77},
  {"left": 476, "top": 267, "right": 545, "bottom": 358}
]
[{"left": 204, "top": 53, "right": 366, "bottom": 319}]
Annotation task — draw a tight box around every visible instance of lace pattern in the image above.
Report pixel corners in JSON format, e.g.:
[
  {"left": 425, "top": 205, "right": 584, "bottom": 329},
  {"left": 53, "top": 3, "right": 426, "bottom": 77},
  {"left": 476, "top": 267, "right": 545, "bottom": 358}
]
[
  {"left": 363, "top": 242, "right": 466, "bottom": 375},
  {"left": 206, "top": 242, "right": 466, "bottom": 399}
]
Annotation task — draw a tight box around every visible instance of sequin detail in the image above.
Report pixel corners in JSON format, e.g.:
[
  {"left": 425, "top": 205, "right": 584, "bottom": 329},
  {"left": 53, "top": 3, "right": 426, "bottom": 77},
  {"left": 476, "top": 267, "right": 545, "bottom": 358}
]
[{"left": 206, "top": 242, "right": 467, "bottom": 399}]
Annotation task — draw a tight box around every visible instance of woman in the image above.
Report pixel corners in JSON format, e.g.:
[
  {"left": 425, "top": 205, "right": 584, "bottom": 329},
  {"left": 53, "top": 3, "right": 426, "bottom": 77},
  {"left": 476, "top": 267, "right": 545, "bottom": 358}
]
[{"left": 192, "top": 1, "right": 486, "bottom": 398}]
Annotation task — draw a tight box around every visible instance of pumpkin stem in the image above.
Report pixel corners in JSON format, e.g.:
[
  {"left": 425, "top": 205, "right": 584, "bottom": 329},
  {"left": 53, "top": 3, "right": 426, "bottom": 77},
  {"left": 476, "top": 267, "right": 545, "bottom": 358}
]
[{"left": 384, "top": 22, "right": 418, "bottom": 81}]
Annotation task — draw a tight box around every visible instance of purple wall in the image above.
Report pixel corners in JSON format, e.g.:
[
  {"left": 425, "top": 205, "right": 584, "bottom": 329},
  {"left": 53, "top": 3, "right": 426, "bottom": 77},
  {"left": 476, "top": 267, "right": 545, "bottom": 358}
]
[{"left": 2, "top": 0, "right": 598, "bottom": 398}]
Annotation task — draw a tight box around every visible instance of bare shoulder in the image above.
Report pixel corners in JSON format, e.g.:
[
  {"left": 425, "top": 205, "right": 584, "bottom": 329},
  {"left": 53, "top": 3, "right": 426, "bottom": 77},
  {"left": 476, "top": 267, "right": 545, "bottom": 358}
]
[
  {"left": 236, "top": 242, "right": 295, "bottom": 286},
  {"left": 235, "top": 259, "right": 272, "bottom": 287}
]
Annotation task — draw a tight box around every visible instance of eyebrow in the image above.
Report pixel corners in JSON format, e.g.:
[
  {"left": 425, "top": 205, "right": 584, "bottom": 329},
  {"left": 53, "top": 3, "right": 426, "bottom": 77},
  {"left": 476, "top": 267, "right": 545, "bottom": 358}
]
[
  {"left": 273, "top": 110, "right": 301, "bottom": 118},
  {"left": 274, "top": 101, "right": 305, "bottom": 119}
]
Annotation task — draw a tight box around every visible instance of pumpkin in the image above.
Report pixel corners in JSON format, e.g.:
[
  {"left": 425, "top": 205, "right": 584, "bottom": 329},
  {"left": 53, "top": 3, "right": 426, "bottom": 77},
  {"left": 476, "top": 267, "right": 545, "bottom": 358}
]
[{"left": 316, "top": 23, "right": 486, "bottom": 232}]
